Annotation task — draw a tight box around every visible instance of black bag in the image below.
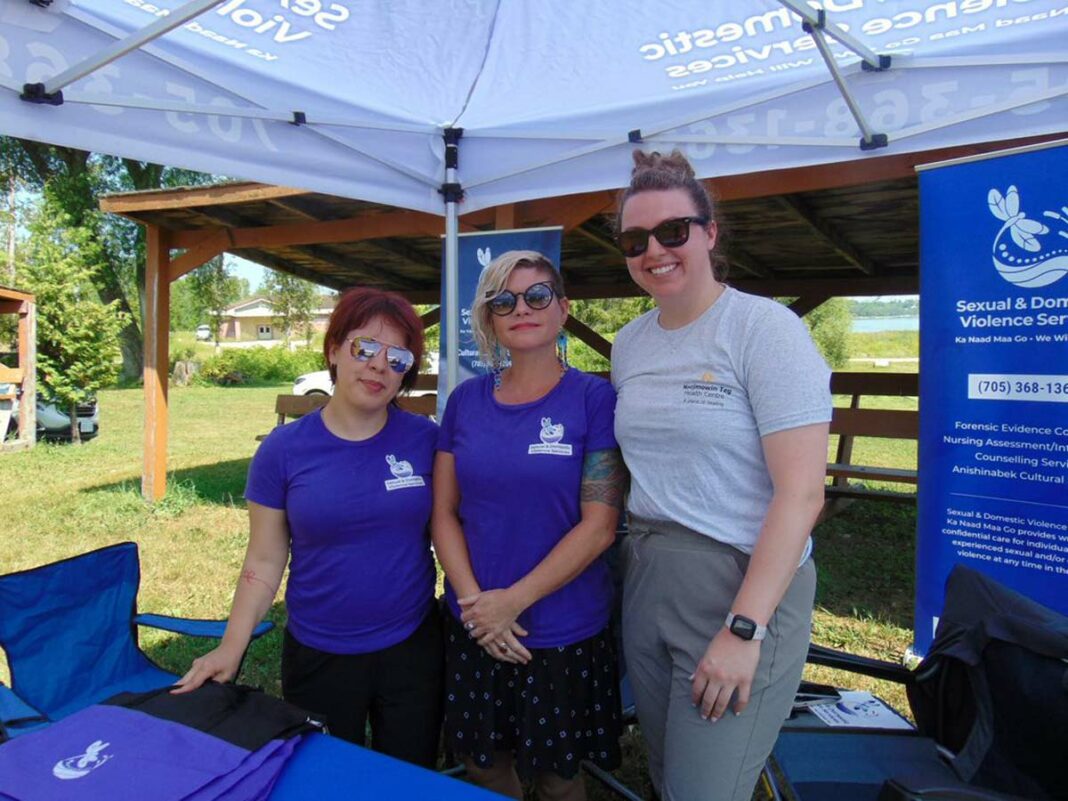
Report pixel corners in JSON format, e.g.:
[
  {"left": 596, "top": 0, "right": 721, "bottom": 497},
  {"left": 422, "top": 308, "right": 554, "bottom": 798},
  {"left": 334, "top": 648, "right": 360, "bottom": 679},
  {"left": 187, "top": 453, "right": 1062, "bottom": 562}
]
[{"left": 906, "top": 565, "right": 1068, "bottom": 800}]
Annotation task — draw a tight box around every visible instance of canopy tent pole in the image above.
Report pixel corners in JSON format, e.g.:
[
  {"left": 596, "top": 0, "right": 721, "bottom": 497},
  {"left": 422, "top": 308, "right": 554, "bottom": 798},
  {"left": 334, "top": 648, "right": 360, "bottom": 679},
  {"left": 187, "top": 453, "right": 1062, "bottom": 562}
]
[
  {"left": 803, "top": 13, "right": 887, "bottom": 151},
  {"left": 31, "top": 0, "right": 224, "bottom": 101},
  {"left": 442, "top": 128, "right": 463, "bottom": 398},
  {"left": 775, "top": 0, "right": 890, "bottom": 71}
]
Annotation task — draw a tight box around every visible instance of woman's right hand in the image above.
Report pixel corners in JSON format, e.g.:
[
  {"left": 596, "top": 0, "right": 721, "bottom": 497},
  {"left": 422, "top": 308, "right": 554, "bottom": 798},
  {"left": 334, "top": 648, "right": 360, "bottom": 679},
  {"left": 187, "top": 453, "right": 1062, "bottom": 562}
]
[{"left": 171, "top": 643, "right": 244, "bottom": 694}]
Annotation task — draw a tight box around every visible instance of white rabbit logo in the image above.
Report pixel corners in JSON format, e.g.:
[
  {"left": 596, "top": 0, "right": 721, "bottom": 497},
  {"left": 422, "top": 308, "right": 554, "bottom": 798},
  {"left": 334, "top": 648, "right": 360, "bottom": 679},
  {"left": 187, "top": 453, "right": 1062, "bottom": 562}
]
[
  {"left": 383, "top": 453, "right": 424, "bottom": 490},
  {"left": 528, "top": 417, "right": 572, "bottom": 455},
  {"left": 386, "top": 454, "right": 413, "bottom": 479},
  {"left": 539, "top": 417, "right": 565, "bottom": 444},
  {"left": 53, "top": 740, "right": 113, "bottom": 780}
]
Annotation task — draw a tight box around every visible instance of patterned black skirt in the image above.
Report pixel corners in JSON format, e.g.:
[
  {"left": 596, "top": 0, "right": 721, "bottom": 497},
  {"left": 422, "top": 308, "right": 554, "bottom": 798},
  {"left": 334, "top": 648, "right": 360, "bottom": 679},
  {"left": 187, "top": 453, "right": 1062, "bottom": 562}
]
[{"left": 443, "top": 613, "right": 622, "bottom": 780}]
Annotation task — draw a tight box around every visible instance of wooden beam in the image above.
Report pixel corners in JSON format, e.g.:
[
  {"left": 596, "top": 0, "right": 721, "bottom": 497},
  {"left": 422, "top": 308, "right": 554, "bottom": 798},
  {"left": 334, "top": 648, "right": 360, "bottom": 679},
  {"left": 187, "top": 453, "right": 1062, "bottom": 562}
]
[
  {"left": 0, "top": 366, "right": 24, "bottom": 382},
  {"left": 101, "top": 183, "right": 309, "bottom": 214},
  {"left": 168, "top": 228, "right": 231, "bottom": 281},
  {"left": 830, "top": 371, "right": 917, "bottom": 396},
  {"left": 0, "top": 299, "right": 26, "bottom": 314},
  {"left": 573, "top": 224, "right": 620, "bottom": 258},
  {"left": 777, "top": 195, "right": 876, "bottom": 275},
  {"left": 520, "top": 191, "right": 615, "bottom": 231},
  {"left": 0, "top": 287, "right": 34, "bottom": 303},
  {"left": 707, "top": 133, "right": 1067, "bottom": 201},
  {"left": 234, "top": 249, "right": 348, "bottom": 291},
  {"left": 563, "top": 315, "right": 612, "bottom": 361},
  {"left": 170, "top": 210, "right": 448, "bottom": 250},
  {"left": 495, "top": 204, "right": 516, "bottom": 229},
  {"left": 143, "top": 224, "right": 170, "bottom": 502},
  {"left": 725, "top": 244, "right": 772, "bottom": 278},
  {"left": 789, "top": 294, "right": 832, "bottom": 317},
  {"left": 361, "top": 239, "right": 439, "bottom": 275},
  {"left": 420, "top": 307, "right": 441, "bottom": 328},
  {"left": 297, "top": 243, "right": 424, "bottom": 290}
]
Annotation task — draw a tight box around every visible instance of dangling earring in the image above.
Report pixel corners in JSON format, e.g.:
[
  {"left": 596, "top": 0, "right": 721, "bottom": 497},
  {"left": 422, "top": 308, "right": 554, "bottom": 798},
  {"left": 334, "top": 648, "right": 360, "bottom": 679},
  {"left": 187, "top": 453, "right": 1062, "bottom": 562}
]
[
  {"left": 492, "top": 343, "right": 505, "bottom": 390},
  {"left": 556, "top": 331, "right": 569, "bottom": 370}
]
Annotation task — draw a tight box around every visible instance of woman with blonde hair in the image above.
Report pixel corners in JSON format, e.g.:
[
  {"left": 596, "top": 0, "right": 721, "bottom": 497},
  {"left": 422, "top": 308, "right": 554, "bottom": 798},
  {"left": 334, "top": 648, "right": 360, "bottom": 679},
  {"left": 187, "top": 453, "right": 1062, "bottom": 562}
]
[
  {"left": 612, "top": 151, "right": 832, "bottom": 801},
  {"left": 433, "top": 250, "right": 624, "bottom": 801}
]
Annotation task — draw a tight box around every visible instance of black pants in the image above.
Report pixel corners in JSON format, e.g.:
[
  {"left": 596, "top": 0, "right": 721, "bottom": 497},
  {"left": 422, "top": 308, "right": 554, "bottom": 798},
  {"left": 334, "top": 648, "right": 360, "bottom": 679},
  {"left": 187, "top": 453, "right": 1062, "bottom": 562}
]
[{"left": 281, "top": 605, "right": 444, "bottom": 768}]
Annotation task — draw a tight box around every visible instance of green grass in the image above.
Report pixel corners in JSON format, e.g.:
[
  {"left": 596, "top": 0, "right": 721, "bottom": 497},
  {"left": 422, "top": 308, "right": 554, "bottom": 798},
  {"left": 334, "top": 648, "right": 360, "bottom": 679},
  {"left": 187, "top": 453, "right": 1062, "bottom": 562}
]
[
  {"left": 850, "top": 330, "right": 919, "bottom": 358},
  {"left": 0, "top": 380, "right": 919, "bottom": 797}
]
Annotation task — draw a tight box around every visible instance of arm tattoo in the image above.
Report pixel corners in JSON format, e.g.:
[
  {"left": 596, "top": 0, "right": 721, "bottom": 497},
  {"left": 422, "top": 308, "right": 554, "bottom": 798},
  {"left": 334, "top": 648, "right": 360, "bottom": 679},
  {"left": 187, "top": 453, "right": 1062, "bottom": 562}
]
[{"left": 581, "top": 449, "right": 626, "bottom": 509}]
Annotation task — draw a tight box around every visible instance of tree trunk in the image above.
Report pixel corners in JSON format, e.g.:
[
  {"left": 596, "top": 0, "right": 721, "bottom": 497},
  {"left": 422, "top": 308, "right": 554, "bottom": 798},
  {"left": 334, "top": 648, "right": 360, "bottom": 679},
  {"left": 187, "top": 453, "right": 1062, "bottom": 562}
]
[{"left": 69, "top": 401, "right": 81, "bottom": 445}]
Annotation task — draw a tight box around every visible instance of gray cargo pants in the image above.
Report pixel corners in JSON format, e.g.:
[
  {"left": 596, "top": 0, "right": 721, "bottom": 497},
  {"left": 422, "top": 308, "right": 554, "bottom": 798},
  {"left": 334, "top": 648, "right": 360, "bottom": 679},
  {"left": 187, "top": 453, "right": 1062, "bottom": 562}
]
[{"left": 621, "top": 515, "right": 816, "bottom": 801}]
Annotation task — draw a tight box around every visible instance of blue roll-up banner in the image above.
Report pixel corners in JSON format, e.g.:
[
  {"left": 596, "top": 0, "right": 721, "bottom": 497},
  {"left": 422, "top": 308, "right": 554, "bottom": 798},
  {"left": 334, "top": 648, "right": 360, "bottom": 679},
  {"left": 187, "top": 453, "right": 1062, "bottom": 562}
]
[
  {"left": 438, "top": 227, "right": 563, "bottom": 410},
  {"left": 916, "top": 141, "right": 1068, "bottom": 656}
]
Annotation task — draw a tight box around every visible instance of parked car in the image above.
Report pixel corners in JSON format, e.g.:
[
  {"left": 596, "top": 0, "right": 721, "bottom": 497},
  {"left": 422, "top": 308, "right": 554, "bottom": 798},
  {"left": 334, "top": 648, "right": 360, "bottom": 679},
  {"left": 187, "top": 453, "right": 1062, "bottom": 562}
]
[
  {"left": 195, "top": 324, "right": 213, "bottom": 341},
  {"left": 292, "top": 370, "right": 332, "bottom": 396},
  {"left": 4, "top": 388, "right": 100, "bottom": 442}
]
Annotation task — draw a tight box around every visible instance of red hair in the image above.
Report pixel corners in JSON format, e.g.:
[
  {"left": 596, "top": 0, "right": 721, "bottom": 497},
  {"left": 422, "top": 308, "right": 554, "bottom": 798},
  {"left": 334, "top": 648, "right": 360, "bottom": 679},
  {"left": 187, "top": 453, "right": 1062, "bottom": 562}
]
[{"left": 324, "top": 287, "right": 425, "bottom": 394}]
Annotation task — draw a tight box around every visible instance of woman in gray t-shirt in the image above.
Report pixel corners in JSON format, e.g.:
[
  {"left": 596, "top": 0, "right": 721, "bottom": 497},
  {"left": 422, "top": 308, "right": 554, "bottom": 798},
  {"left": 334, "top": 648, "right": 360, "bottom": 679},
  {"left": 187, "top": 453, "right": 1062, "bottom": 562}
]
[{"left": 610, "top": 149, "right": 832, "bottom": 801}]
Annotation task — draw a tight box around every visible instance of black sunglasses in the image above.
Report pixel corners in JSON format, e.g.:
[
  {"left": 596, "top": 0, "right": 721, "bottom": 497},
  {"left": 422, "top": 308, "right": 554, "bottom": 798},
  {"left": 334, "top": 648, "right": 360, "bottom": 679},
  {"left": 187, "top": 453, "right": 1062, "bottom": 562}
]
[
  {"left": 617, "top": 216, "right": 709, "bottom": 258},
  {"left": 486, "top": 281, "right": 557, "bottom": 316},
  {"left": 348, "top": 337, "right": 415, "bottom": 374}
]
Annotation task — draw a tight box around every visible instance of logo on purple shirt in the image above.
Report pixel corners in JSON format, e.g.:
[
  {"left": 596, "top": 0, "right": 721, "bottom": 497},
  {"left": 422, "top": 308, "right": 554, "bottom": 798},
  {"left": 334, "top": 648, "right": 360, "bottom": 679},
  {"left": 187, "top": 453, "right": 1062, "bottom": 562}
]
[
  {"left": 384, "top": 454, "right": 425, "bottom": 490},
  {"left": 528, "top": 417, "right": 572, "bottom": 455}
]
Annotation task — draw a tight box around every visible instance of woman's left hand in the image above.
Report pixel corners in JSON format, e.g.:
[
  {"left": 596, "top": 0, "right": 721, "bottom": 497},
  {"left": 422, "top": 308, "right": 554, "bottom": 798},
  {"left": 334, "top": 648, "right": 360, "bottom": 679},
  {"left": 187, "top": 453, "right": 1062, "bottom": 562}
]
[
  {"left": 690, "top": 628, "right": 761, "bottom": 722},
  {"left": 458, "top": 589, "right": 531, "bottom": 659}
]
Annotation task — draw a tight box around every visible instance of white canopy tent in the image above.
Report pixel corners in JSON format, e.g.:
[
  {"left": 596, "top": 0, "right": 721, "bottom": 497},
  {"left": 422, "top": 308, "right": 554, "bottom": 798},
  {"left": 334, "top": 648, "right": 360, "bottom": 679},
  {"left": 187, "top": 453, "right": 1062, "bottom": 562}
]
[{"left": 2, "top": 0, "right": 1066, "bottom": 495}]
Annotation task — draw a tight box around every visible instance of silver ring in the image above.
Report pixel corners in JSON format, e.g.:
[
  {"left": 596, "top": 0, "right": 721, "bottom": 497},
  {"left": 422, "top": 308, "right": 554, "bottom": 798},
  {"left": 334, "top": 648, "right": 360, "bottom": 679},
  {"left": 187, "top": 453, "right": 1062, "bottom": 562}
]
[
  {"left": 497, "top": 642, "right": 509, "bottom": 652},
  {"left": 464, "top": 621, "right": 475, "bottom": 631}
]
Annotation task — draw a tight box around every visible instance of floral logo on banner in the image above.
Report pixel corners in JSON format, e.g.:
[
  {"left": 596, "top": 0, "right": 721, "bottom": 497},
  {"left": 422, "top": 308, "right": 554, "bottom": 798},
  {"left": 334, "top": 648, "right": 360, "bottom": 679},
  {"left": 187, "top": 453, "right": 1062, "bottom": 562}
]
[
  {"left": 988, "top": 186, "right": 1068, "bottom": 288},
  {"left": 53, "top": 740, "right": 113, "bottom": 780}
]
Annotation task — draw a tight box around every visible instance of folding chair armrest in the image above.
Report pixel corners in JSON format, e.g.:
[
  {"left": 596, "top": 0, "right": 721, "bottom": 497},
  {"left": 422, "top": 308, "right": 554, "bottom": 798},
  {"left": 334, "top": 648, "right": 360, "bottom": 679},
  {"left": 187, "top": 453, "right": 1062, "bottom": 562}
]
[
  {"left": 134, "top": 614, "right": 274, "bottom": 640},
  {"left": 808, "top": 643, "right": 914, "bottom": 685}
]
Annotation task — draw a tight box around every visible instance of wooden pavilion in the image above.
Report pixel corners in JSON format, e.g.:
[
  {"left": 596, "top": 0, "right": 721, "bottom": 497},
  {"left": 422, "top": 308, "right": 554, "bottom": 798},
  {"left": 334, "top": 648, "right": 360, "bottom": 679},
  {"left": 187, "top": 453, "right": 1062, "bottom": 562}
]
[
  {"left": 101, "top": 135, "right": 1057, "bottom": 501},
  {"left": 0, "top": 286, "right": 36, "bottom": 452}
]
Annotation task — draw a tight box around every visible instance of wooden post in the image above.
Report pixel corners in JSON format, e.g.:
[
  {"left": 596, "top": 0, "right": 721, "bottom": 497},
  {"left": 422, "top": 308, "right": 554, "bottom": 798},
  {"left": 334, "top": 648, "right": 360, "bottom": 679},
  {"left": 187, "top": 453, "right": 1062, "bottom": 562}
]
[
  {"left": 18, "top": 298, "right": 35, "bottom": 447},
  {"left": 143, "top": 225, "right": 170, "bottom": 501}
]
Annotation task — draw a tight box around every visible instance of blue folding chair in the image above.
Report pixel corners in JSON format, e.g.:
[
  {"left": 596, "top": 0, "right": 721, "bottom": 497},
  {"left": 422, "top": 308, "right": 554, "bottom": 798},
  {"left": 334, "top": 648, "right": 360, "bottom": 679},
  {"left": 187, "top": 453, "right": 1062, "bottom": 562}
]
[{"left": 0, "top": 542, "right": 273, "bottom": 740}]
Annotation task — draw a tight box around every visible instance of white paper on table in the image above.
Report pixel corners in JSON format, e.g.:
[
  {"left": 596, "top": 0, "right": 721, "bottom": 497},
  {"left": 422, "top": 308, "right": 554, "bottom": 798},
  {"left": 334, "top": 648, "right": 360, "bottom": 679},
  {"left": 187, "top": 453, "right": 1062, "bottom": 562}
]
[{"left": 808, "top": 691, "right": 914, "bottom": 730}]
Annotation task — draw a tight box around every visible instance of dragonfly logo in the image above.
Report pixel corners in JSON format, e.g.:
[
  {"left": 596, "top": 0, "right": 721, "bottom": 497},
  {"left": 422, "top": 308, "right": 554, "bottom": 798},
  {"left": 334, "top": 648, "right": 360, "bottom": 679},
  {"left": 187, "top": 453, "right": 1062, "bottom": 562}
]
[
  {"left": 988, "top": 186, "right": 1068, "bottom": 288},
  {"left": 53, "top": 740, "right": 113, "bottom": 780}
]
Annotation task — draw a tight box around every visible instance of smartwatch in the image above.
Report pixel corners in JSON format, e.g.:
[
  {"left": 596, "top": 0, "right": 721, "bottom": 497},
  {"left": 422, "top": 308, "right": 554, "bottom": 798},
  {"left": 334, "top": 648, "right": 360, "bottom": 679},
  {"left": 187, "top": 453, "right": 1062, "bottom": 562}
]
[{"left": 725, "top": 613, "right": 767, "bottom": 641}]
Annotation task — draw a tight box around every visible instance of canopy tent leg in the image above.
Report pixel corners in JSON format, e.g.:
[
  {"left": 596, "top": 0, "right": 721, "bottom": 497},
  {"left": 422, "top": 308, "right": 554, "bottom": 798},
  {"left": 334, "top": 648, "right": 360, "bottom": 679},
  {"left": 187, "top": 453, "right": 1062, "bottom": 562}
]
[
  {"left": 143, "top": 225, "right": 171, "bottom": 502},
  {"left": 442, "top": 128, "right": 463, "bottom": 398}
]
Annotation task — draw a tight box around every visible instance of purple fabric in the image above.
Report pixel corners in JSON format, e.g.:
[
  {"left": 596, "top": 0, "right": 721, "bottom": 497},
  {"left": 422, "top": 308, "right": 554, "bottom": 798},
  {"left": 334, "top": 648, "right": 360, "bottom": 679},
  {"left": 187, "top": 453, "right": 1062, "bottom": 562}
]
[
  {"left": 0, "top": 705, "right": 250, "bottom": 801},
  {"left": 182, "top": 738, "right": 299, "bottom": 801},
  {"left": 246, "top": 407, "right": 437, "bottom": 654},
  {"left": 437, "top": 370, "right": 617, "bottom": 648}
]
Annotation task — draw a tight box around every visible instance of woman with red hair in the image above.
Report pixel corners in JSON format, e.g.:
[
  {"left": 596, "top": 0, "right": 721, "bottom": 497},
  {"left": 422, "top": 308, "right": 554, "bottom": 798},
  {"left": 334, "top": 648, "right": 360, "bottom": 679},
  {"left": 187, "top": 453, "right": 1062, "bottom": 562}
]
[{"left": 175, "top": 287, "right": 443, "bottom": 768}]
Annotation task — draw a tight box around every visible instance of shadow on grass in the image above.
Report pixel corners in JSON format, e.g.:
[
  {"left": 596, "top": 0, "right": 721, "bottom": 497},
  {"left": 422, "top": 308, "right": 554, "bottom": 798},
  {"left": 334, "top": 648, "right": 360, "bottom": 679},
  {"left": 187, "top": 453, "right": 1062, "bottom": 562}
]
[
  {"left": 140, "top": 600, "right": 288, "bottom": 696},
  {"left": 811, "top": 500, "right": 917, "bottom": 630},
  {"left": 83, "top": 458, "right": 254, "bottom": 508}
]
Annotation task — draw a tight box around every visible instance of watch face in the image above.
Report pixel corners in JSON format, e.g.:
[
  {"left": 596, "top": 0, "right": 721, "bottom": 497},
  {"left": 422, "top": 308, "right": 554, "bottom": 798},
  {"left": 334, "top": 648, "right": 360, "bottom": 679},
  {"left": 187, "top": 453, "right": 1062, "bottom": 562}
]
[{"left": 730, "top": 616, "right": 757, "bottom": 640}]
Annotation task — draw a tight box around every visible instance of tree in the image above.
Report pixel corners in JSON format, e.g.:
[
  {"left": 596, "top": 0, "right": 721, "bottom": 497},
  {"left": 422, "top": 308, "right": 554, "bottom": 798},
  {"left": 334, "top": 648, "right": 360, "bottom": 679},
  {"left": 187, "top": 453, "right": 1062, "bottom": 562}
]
[
  {"left": 797, "top": 297, "right": 853, "bottom": 369},
  {"left": 187, "top": 256, "right": 244, "bottom": 346},
  {"left": 262, "top": 270, "right": 317, "bottom": 346},
  {"left": 19, "top": 192, "right": 126, "bottom": 443},
  {"left": 1, "top": 137, "right": 216, "bottom": 379}
]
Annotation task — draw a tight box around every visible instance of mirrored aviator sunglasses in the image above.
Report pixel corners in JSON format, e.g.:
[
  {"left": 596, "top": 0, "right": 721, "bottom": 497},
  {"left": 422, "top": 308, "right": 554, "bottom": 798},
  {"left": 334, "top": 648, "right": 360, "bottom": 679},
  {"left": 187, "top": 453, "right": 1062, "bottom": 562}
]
[
  {"left": 351, "top": 337, "right": 415, "bottom": 374},
  {"left": 617, "top": 216, "right": 708, "bottom": 258},
  {"left": 487, "top": 281, "right": 556, "bottom": 316}
]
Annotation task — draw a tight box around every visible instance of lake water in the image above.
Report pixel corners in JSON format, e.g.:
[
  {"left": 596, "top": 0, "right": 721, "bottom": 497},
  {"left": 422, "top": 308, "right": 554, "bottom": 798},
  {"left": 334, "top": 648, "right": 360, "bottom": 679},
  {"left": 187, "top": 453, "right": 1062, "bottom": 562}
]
[{"left": 852, "top": 316, "right": 919, "bottom": 333}]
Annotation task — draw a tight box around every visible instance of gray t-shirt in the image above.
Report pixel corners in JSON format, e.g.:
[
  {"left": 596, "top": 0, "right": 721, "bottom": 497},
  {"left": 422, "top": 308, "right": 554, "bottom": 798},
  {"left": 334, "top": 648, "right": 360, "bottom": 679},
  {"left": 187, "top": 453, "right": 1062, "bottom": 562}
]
[{"left": 611, "top": 287, "right": 831, "bottom": 555}]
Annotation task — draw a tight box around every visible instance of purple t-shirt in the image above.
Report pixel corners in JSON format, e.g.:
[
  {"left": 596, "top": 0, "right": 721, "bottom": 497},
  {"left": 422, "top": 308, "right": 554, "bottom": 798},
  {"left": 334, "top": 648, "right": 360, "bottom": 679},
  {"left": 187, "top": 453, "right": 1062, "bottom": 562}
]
[
  {"left": 245, "top": 406, "right": 437, "bottom": 655},
  {"left": 437, "top": 369, "right": 617, "bottom": 648}
]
